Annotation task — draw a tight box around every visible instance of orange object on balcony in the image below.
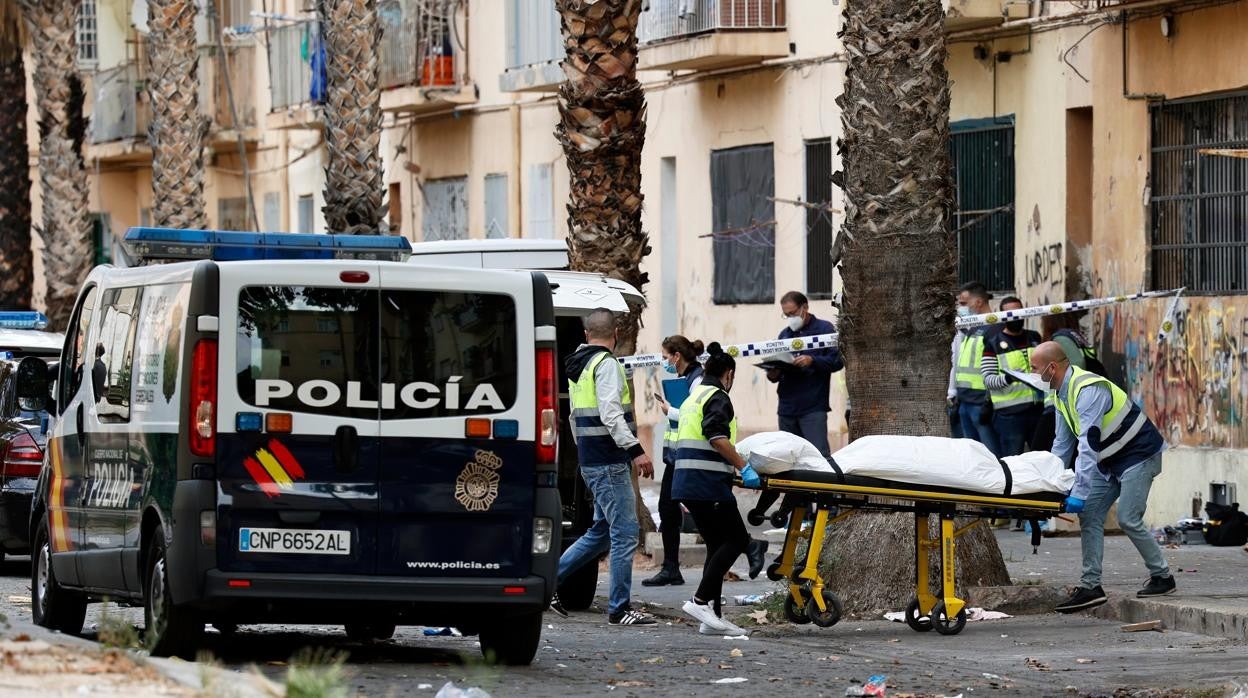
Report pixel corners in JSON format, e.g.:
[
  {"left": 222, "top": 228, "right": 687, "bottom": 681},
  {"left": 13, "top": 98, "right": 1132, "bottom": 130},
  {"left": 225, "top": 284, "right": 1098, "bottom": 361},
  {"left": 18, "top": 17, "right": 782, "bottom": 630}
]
[{"left": 421, "top": 34, "right": 455, "bottom": 87}]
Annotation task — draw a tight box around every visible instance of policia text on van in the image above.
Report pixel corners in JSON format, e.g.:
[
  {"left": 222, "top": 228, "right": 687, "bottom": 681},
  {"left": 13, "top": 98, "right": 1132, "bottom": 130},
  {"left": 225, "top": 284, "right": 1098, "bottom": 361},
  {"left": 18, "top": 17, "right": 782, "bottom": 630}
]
[{"left": 16, "top": 228, "right": 562, "bottom": 665}]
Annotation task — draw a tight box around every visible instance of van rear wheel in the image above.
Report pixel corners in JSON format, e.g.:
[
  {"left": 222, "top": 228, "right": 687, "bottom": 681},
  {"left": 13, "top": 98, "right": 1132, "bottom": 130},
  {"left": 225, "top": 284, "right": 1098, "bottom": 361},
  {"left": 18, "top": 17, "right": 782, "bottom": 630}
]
[
  {"left": 31, "top": 520, "right": 86, "bottom": 635},
  {"left": 479, "top": 610, "right": 542, "bottom": 666},
  {"left": 144, "top": 535, "right": 204, "bottom": 658},
  {"left": 557, "top": 559, "right": 598, "bottom": 611}
]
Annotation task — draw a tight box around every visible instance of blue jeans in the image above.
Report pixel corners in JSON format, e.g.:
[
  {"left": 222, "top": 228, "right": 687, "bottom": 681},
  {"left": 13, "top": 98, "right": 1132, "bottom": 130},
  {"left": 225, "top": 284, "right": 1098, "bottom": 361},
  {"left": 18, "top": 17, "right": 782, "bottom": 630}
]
[
  {"left": 992, "top": 405, "right": 1042, "bottom": 457},
  {"left": 958, "top": 400, "right": 1001, "bottom": 456},
  {"left": 780, "top": 411, "right": 831, "bottom": 457},
  {"left": 1079, "top": 451, "right": 1170, "bottom": 588},
  {"left": 557, "top": 462, "right": 639, "bottom": 615}
]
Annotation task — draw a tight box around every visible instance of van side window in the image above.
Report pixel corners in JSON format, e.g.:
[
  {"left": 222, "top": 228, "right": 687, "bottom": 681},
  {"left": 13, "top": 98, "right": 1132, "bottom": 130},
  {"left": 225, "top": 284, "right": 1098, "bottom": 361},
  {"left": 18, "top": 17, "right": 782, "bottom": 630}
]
[
  {"left": 59, "top": 286, "right": 99, "bottom": 412},
  {"left": 95, "top": 287, "right": 141, "bottom": 422}
]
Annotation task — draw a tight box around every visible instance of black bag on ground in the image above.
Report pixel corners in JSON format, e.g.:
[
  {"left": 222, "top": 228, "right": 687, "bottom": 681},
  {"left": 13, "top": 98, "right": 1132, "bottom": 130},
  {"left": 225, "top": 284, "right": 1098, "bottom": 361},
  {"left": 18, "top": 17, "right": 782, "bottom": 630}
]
[{"left": 1203, "top": 502, "right": 1248, "bottom": 546}]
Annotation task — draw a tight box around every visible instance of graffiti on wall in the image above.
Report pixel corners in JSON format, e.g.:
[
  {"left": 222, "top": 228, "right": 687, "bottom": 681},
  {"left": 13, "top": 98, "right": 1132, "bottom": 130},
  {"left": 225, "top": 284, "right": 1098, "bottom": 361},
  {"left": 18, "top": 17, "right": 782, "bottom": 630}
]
[{"left": 1098, "top": 295, "right": 1248, "bottom": 448}]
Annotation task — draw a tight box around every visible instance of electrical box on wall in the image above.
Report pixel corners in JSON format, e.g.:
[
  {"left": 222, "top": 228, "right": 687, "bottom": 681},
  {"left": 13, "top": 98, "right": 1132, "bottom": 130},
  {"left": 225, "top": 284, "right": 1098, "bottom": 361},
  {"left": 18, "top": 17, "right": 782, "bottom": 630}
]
[{"left": 1210, "top": 482, "right": 1237, "bottom": 507}]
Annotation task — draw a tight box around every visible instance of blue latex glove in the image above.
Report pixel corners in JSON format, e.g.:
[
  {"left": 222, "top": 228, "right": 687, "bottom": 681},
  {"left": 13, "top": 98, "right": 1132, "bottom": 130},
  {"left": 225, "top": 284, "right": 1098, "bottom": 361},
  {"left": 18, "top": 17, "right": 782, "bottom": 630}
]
[
  {"left": 1064, "top": 496, "right": 1085, "bottom": 514},
  {"left": 739, "top": 465, "right": 761, "bottom": 488}
]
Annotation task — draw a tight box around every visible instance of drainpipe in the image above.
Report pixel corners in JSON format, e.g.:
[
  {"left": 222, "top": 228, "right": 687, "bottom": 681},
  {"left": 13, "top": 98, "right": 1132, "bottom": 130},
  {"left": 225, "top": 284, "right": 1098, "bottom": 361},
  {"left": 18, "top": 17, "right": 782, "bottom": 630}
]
[{"left": 512, "top": 103, "right": 522, "bottom": 238}]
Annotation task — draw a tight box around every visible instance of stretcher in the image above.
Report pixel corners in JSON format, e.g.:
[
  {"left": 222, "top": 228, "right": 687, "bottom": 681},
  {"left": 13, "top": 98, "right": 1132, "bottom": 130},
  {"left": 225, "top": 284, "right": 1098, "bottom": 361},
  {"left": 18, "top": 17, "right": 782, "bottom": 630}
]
[{"left": 744, "top": 467, "right": 1067, "bottom": 636}]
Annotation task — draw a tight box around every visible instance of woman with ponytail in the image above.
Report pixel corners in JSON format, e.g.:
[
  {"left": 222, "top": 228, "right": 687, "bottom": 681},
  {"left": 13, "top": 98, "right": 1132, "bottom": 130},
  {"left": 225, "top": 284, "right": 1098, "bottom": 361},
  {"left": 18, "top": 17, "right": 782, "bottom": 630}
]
[{"left": 672, "top": 343, "right": 760, "bottom": 635}]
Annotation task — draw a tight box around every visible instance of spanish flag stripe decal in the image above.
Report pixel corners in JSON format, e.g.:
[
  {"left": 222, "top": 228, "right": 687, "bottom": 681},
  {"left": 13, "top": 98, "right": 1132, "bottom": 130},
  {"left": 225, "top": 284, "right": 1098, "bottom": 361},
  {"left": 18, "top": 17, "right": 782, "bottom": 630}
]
[
  {"left": 256, "top": 449, "right": 294, "bottom": 488},
  {"left": 266, "top": 438, "right": 305, "bottom": 479},
  {"left": 243, "top": 457, "right": 281, "bottom": 498},
  {"left": 48, "top": 438, "right": 70, "bottom": 551}
]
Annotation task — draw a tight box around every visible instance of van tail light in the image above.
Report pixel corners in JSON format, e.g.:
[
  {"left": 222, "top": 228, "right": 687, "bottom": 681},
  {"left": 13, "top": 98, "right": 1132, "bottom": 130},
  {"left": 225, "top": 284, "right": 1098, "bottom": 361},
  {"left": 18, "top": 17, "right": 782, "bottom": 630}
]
[
  {"left": 2, "top": 432, "right": 43, "bottom": 478},
  {"left": 189, "top": 339, "right": 218, "bottom": 457},
  {"left": 536, "top": 347, "right": 557, "bottom": 464}
]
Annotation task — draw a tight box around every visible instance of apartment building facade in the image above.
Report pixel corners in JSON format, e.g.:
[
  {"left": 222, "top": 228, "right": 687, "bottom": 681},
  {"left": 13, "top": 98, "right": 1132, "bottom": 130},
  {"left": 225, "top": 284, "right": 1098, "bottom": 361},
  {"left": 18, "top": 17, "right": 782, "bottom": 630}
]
[{"left": 22, "top": 0, "right": 1248, "bottom": 524}]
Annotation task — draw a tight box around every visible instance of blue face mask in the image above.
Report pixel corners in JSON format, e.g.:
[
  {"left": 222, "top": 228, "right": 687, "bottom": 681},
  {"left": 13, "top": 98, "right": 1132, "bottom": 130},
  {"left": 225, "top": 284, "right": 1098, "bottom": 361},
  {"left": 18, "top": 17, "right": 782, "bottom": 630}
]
[{"left": 662, "top": 360, "right": 678, "bottom": 375}]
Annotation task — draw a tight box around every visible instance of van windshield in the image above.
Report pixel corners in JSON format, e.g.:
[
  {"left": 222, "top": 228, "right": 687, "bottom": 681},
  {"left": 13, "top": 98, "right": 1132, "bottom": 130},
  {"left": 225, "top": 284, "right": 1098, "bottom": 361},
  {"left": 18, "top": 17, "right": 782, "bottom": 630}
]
[{"left": 236, "top": 286, "right": 518, "bottom": 419}]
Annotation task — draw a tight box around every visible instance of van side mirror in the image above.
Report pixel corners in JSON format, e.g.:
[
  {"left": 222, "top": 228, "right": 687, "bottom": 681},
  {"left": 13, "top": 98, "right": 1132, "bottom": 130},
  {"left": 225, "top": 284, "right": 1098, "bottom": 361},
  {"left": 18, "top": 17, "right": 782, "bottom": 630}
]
[{"left": 16, "top": 356, "right": 49, "bottom": 413}]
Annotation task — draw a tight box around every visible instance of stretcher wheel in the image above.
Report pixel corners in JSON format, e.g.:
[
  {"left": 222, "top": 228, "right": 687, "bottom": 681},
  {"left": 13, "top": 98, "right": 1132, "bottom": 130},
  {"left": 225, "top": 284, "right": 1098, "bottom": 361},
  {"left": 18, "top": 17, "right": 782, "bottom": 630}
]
[
  {"left": 807, "top": 590, "right": 843, "bottom": 628},
  {"left": 769, "top": 510, "right": 789, "bottom": 527},
  {"left": 904, "top": 599, "right": 932, "bottom": 633},
  {"left": 766, "top": 563, "right": 784, "bottom": 582},
  {"left": 931, "top": 602, "right": 967, "bottom": 636},
  {"left": 747, "top": 510, "right": 767, "bottom": 527},
  {"left": 783, "top": 593, "right": 811, "bottom": 625}
]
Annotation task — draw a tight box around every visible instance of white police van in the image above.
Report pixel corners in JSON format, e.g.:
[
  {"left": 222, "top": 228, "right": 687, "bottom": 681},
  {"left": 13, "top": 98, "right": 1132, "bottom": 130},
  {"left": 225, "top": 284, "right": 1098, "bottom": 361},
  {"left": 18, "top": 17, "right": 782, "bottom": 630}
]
[
  {"left": 18, "top": 228, "right": 561, "bottom": 664},
  {"left": 408, "top": 239, "right": 645, "bottom": 612}
]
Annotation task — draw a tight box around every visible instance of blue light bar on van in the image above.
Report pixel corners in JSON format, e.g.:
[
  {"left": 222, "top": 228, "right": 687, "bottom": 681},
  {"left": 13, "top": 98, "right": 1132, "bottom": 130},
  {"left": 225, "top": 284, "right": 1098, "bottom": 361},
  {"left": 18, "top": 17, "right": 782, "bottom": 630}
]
[
  {"left": 123, "top": 228, "right": 411, "bottom": 263},
  {"left": 0, "top": 312, "right": 49, "bottom": 330}
]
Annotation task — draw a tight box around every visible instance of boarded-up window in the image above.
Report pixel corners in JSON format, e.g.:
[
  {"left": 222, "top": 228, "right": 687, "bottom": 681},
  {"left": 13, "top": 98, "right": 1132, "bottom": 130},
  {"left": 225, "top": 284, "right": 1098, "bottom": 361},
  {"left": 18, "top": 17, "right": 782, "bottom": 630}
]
[
  {"left": 484, "top": 173, "right": 509, "bottom": 239},
  {"left": 527, "top": 164, "right": 554, "bottom": 239},
  {"left": 950, "top": 118, "right": 1015, "bottom": 292},
  {"left": 423, "top": 176, "right": 468, "bottom": 241},
  {"left": 218, "top": 197, "right": 249, "bottom": 231},
  {"left": 805, "top": 138, "right": 834, "bottom": 300},
  {"left": 710, "top": 144, "right": 775, "bottom": 305},
  {"left": 1150, "top": 92, "right": 1248, "bottom": 294}
]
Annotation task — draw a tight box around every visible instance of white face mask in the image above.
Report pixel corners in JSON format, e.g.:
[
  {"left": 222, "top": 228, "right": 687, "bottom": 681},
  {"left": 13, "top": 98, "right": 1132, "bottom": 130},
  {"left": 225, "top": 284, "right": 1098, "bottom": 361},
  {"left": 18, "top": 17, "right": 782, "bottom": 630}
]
[
  {"left": 956, "top": 305, "right": 972, "bottom": 317},
  {"left": 786, "top": 315, "right": 804, "bottom": 332}
]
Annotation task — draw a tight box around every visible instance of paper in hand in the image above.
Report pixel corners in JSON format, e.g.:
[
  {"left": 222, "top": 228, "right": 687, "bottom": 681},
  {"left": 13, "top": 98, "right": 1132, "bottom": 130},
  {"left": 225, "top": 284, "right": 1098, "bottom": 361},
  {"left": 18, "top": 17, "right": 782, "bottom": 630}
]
[
  {"left": 1003, "top": 367, "right": 1049, "bottom": 392},
  {"left": 755, "top": 351, "right": 795, "bottom": 371}
]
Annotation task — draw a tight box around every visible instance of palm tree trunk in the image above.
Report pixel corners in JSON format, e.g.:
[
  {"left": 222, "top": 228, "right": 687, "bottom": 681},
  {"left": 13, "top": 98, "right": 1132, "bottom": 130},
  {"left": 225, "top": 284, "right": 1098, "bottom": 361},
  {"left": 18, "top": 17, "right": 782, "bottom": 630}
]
[
  {"left": 317, "top": 0, "right": 384, "bottom": 235},
  {"left": 20, "top": 0, "right": 91, "bottom": 329},
  {"left": 824, "top": 0, "right": 1009, "bottom": 616},
  {"left": 0, "top": 2, "right": 31, "bottom": 309},
  {"left": 556, "top": 0, "right": 653, "bottom": 534},
  {"left": 147, "top": 0, "right": 209, "bottom": 230}
]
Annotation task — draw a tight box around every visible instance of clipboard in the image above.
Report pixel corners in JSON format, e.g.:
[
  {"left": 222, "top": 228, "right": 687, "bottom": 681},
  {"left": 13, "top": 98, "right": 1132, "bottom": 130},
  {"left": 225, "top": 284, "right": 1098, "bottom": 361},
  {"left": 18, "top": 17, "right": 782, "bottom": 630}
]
[
  {"left": 661, "top": 378, "right": 691, "bottom": 409},
  {"left": 755, "top": 351, "right": 796, "bottom": 372}
]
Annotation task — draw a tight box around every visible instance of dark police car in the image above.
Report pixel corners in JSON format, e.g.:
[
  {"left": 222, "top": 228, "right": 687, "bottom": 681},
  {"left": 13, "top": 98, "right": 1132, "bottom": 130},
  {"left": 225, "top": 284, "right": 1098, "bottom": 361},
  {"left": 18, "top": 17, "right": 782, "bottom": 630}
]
[{"left": 17, "top": 229, "right": 561, "bottom": 664}]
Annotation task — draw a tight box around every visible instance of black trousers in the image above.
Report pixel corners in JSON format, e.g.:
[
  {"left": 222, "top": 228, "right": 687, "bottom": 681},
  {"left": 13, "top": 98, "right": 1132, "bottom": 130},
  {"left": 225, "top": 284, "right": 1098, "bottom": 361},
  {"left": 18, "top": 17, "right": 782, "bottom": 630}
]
[
  {"left": 1031, "top": 406, "right": 1057, "bottom": 452},
  {"left": 658, "top": 456, "right": 682, "bottom": 568},
  {"left": 682, "top": 499, "right": 750, "bottom": 613}
]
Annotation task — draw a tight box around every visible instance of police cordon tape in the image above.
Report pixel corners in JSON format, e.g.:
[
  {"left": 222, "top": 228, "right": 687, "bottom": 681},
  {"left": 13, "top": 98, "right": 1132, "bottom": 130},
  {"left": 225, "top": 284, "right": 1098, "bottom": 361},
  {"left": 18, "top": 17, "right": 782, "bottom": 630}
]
[{"left": 618, "top": 287, "right": 1186, "bottom": 371}]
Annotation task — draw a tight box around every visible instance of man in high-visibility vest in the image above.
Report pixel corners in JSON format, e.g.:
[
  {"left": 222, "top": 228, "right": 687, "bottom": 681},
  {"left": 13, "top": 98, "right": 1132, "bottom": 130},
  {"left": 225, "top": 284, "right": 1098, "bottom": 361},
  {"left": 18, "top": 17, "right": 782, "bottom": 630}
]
[
  {"left": 1028, "top": 342, "right": 1176, "bottom": 613},
  {"left": 950, "top": 281, "right": 1000, "bottom": 454},
  {"left": 980, "top": 296, "right": 1043, "bottom": 458},
  {"left": 551, "top": 308, "right": 657, "bottom": 626}
]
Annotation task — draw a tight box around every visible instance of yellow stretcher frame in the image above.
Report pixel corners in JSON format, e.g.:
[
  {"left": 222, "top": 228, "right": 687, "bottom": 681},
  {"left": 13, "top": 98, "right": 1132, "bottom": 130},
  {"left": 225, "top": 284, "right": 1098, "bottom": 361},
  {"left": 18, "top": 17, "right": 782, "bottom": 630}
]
[{"left": 758, "top": 474, "right": 1063, "bottom": 636}]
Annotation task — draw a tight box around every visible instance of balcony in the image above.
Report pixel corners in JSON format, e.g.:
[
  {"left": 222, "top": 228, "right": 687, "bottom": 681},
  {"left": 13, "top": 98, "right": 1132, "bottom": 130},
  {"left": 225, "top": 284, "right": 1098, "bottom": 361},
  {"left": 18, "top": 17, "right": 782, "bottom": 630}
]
[
  {"left": 266, "top": 2, "right": 476, "bottom": 130},
  {"left": 500, "top": 0, "right": 564, "bottom": 93},
  {"left": 943, "top": 0, "right": 1030, "bottom": 33},
  {"left": 637, "top": 0, "right": 789, "bottom": 72},
  {"left": 87, "top": 46, "right": 259, "bottom": 163}
]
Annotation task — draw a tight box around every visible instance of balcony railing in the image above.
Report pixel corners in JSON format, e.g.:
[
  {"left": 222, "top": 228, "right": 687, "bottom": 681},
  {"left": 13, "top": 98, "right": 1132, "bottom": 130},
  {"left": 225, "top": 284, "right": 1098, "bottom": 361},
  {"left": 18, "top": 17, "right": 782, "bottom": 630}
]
[
  {"left": 505, "top": 0, "right": 562, "bottom": 70},
  {"left": 269, "top": 21, "right": 317, "bottom": 111},
  {"left": 639, "top": 0, "right": 785, "bottom": 45}
]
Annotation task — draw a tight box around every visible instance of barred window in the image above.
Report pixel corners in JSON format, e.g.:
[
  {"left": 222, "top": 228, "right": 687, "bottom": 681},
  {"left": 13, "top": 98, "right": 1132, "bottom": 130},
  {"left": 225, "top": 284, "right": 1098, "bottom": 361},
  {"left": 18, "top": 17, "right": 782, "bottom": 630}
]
[
  {"left": 77, "top": 0, "right": 98, "bottom": 65},
  {"left": 950, "top": 117, "right": 1016, "bottom": 293},
  {"left": 1150, "top": 92, "right": 1248, "bottom": 295}
]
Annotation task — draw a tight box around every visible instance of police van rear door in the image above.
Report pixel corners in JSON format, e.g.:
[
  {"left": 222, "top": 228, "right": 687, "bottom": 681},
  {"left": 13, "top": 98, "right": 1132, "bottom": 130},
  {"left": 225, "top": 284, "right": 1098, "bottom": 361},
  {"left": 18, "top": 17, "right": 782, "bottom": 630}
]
[
  {"left": 375, "top": 265, "right": 537, "bottom": 578},
  {"left": 216, "top": 262, "right": 383, "bottom": 575}
]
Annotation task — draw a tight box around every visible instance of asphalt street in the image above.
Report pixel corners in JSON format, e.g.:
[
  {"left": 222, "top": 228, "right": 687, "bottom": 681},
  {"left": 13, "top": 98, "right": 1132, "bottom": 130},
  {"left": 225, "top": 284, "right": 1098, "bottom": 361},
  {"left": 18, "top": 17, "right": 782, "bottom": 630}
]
[{"left": 2, "top": 552, "right": 1246, "bottom": 697}]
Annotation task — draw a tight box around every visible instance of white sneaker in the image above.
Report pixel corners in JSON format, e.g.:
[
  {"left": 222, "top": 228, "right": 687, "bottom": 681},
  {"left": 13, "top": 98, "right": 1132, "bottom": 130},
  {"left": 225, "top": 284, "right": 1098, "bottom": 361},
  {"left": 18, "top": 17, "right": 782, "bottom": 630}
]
[
  {"left": 699, "top": 620, "right": 749, "bottom": 636},
  {"left": 683, "top": 600, "right": 729, "bottom": 632}
]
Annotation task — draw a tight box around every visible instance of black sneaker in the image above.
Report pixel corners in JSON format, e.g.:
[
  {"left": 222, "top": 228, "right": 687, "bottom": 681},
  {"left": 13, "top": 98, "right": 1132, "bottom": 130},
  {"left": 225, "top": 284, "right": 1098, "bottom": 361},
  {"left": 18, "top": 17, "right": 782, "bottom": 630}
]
[
  {"left": 1138, "top": 575, "right": 1177, "bottom": 598},
  {"left": 608, "top": 607, "right": 656, "bottom": 626},
  {"left": 1055, "top": 585, "right": 1107, "bottom": 613},
  {"left": 641, "top": 566, "right": 685, "bottom": 587},
  {"left": 548, "top": 592, "right": 569, "bottom": 618},
  {"left": 746, "top": 539, "right": 769, "bottom": 580}
]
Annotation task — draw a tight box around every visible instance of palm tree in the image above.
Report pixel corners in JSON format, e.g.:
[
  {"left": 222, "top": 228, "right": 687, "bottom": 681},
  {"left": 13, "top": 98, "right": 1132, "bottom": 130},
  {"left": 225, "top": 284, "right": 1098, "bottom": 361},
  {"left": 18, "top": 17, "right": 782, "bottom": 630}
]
[
  {"left": 20, "top": 0, "right": 91, "bottom": 328},
  {"left": 146, "top": 0, "right": 208, "bottom": 229},
  {"left": 0, "top": 0, "right": 31, "bottom": 309},
  {"left": 555, "top": 0, "right": 652, "bottom": 531},
  {"left": 317, "top": 0, "right": 385, "bottom": 235},
  {"left": 824, "top": 0, "right": 1009, "bottom": 615}
]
